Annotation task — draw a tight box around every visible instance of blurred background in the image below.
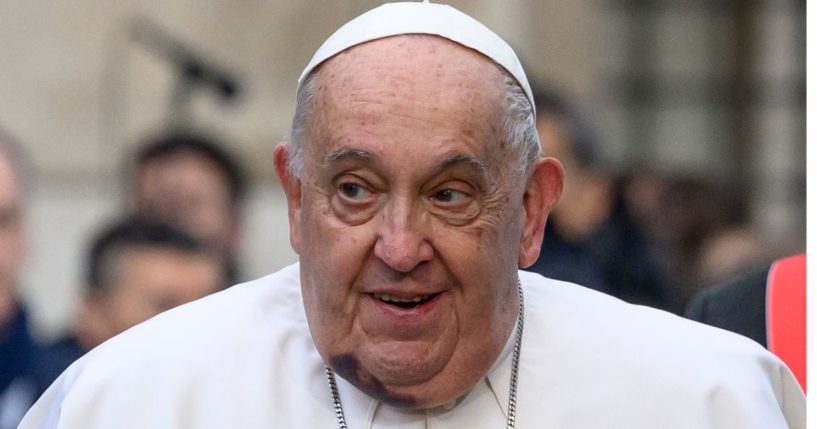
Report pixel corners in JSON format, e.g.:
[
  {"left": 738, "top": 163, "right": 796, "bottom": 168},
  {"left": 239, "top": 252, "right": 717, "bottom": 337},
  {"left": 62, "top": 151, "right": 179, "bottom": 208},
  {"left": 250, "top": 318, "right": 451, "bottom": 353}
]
[{"left": 0, "top": 0, "right": 804, "bottom": 339}]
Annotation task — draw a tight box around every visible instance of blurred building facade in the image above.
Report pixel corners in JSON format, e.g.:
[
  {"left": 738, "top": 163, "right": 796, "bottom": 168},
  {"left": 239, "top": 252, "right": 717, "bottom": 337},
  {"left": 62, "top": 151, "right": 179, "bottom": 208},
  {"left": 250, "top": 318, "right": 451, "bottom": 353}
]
[{"left": 0, "top": 0, "right": 803, "bottom": 337}]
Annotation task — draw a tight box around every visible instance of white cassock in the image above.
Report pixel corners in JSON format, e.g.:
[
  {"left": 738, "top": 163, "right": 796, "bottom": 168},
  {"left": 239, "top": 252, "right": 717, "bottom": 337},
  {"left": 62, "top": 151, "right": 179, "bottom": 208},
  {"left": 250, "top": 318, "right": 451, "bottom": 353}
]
[{"left": 20, "top": 264, "right": 804, "bottom": 428}]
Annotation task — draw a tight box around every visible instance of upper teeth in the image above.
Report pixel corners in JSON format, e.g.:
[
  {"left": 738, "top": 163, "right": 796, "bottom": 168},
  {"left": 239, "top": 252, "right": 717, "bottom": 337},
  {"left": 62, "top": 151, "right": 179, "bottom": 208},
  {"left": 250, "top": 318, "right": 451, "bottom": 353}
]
[{"left": 375, "top": 293, "right": 430, "bottom": 303}]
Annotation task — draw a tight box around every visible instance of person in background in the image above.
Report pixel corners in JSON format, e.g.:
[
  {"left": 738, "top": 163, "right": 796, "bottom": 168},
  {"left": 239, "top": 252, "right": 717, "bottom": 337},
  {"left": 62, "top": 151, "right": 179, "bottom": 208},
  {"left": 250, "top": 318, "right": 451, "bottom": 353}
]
[
  {"left": 35, "top": 216, "right": 225, "bottom": 391},
  {"left": 525, "top": 86, "right": 670, "bottom": 309},
  {"left": 686, "top": 254, "right": 807, "bottom": 393},
  {"left": 0, "top": 127, "right": 39, "bottom": 429},
  {"left": 126, "top": 132, "right": 247, "bottom": 285},
  {"left": 647, "top": 175, "right": 778, "bottom": 312},
  {"left": 686, "top": 267, "right": 770, "bottom": 347}
]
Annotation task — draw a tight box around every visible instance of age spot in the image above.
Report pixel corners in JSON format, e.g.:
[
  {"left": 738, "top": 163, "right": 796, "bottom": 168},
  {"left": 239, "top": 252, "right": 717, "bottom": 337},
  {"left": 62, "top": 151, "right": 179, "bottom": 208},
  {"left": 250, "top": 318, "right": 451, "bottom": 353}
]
[{"left": 329, "top": 353, "right": 420, "bottom": 408}]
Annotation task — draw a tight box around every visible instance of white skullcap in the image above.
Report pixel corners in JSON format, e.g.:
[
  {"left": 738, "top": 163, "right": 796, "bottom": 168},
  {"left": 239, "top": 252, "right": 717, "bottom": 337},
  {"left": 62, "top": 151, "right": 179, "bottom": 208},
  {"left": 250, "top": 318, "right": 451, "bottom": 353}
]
[{"left": 298, "top": 1, "right": 534, "bottom": 113}]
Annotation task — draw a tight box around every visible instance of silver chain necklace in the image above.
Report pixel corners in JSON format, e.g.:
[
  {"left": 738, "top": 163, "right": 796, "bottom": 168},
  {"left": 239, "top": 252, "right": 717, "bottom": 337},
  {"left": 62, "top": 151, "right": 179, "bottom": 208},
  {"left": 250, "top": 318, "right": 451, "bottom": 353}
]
[{"left": 324, "top": 282, "right": 525, "bottom": 429}]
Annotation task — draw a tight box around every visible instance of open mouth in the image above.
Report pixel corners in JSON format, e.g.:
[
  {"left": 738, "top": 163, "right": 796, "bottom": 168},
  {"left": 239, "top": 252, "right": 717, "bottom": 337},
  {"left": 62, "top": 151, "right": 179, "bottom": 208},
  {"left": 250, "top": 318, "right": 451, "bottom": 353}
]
[{"left": 373, "top": 292, "right": 440, "bottom": 309}]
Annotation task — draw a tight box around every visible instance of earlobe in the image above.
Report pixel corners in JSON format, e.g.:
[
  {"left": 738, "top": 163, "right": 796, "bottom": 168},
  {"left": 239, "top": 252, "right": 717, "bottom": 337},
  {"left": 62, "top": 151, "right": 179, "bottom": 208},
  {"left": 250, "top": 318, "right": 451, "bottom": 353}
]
[
  {"left": 274, "top": 144, "right": 303, "bottom": 254},
  {"left": 518, "top": 157, "right": 564, "bottom": 268}
]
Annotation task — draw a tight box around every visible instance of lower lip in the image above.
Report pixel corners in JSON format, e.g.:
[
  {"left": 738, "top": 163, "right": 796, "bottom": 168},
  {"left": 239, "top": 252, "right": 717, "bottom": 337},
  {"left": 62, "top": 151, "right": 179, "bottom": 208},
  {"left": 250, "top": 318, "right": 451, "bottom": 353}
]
[{"left": 366, "top": 292, "right": 444, "bottom": 321}]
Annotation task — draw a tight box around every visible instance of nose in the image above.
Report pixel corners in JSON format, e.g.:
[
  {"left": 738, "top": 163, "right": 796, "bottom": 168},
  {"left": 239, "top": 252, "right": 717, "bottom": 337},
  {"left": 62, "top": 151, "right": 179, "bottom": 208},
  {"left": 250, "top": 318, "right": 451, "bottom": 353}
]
[{"left": 373, "top": 198, "right": 434, "bottom": 273}]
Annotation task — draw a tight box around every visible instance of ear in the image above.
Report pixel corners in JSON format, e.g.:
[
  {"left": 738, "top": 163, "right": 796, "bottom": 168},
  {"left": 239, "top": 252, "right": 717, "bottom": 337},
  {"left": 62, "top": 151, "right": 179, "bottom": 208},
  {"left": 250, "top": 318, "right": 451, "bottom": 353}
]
[
  {"left": 518, "top": 157, "right": 564, "bottom": 268},
  {"left": 274, "top": 143, "right": 302, "bottom": 254}
]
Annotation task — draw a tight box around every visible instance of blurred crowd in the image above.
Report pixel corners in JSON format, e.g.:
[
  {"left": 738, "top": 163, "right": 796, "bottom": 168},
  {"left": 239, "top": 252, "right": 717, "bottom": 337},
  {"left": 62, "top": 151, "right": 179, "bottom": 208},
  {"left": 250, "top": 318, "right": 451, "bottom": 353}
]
[
  {"left": 0, "top": 128, "right": 247, "bottom": 427},
  {"left": 526, "top": 85, "right": 785, "bottom": 315},
  {"left": 0, "top": 83, "right": 801, "bottom": 427}
]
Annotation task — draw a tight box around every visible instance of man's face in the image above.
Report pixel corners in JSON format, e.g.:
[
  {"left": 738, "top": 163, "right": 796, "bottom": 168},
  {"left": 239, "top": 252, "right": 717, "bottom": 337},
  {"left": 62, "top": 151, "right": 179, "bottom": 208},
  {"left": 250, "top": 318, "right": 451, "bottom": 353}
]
[
  {"left": 92, "top": 247, "right": 223, "bottom": 342},
  {"left": 0, "top": 153, "right": 24, "bottom": 321},
  {"left": 286, "top": 37, "right": 533, "bottom": 408},
  {"left": 133, "top": 153, "right": 236, "bottom": 252}
]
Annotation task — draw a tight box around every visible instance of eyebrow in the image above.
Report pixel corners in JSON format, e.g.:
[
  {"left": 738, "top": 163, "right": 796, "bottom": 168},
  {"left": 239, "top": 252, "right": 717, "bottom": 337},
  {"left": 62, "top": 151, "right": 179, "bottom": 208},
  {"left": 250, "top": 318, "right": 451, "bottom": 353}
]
[
  {"left": 437, "top": 155, "right": 488, "bottom": 176},
  {"left": 325, "top": 148, "right": 378, "bottom": 165},
  {"left": 324, "top": 148, "right": 488, "bottom": 177}
]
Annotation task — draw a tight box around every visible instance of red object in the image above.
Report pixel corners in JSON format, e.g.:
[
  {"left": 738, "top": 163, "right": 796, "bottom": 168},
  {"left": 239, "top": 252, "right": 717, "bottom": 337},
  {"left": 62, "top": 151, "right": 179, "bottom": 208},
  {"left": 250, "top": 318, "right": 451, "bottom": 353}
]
[{"left": 766, "top": 253, "right": 806, "bottom": 393}]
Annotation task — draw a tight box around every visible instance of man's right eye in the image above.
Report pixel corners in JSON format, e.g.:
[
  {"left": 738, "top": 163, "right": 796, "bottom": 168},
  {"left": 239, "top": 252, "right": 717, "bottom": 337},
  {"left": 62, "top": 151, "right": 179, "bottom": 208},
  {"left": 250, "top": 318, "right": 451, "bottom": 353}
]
[{"left": 338, "top": 182, "right": 370, "bottom": 200}]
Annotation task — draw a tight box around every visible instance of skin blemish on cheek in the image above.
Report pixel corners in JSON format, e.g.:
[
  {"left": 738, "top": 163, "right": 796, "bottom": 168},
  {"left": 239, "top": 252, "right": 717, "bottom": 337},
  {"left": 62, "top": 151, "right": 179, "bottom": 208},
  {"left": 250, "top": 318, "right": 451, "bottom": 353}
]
[{"left": 329, "top": 353, "right": 420, "bottom": 408}]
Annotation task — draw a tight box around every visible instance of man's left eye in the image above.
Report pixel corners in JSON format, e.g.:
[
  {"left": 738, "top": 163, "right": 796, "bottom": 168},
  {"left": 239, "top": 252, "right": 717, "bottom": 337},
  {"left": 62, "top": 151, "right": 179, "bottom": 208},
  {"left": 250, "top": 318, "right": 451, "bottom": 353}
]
[{"left": 433, "top": 189, "right": 467, "bottom": 203}]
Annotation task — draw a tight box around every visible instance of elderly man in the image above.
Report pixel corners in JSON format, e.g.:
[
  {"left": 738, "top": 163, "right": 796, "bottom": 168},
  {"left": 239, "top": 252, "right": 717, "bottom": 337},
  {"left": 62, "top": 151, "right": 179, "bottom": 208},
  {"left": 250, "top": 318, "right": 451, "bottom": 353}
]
[{"left": 22, "top": 2, "right": 803, "bottom": 428}]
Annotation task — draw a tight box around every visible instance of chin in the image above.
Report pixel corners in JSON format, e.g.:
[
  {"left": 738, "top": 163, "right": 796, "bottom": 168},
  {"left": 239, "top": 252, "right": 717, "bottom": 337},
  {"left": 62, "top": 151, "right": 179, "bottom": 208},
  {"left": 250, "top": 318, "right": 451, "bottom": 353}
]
[
  {"left": 329, "top": 345, "right": 470, "bottom": 410},
  {"left": 366, "top": 343, "right": 448, "bottom": 387}
]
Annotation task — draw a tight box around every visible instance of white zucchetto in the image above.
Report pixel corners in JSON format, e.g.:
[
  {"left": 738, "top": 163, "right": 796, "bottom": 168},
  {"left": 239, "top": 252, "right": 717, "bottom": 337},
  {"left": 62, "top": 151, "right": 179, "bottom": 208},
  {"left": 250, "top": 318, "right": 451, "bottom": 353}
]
[{"left": 298, "top": 1, "right": 534, "bottom": 112}]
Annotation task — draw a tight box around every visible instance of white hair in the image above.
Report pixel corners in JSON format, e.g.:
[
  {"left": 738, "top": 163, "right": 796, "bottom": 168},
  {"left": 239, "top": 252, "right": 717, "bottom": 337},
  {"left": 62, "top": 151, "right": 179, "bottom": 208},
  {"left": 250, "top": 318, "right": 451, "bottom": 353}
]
[{"left": 286, "top": 65, "right": 541, "bottom": 179}]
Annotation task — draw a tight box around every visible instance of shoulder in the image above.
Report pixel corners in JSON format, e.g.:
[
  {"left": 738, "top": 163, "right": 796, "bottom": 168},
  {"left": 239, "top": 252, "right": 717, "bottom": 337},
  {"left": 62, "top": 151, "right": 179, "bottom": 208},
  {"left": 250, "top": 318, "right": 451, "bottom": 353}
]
[
  {"left": 517, "top": 270, "right": 804, "bottom": 428},
  {"left": 84, "top": 262, "right": 304, "bottom": 367},
  {"left": 519, "top": 269, "right": 775, "bottom": 374},
  {"left": 21, "top": 264, "right": 329, "bottom": 428}
]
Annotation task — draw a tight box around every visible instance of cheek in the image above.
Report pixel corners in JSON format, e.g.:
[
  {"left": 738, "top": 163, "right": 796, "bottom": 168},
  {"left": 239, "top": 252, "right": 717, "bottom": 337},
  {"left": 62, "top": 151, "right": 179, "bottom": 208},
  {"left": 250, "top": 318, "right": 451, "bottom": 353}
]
[
  {"left": 299, "top": 226, "right": 376, "bottom": 358},
  {"left": 450, "top": 198, "right": 523, "bottom": 261},
  {"left": 299, "top": 202, "right": 377, "bottom": 318},
  {"left": 303, "top": 227, "right": 373, "bottom": 288},
  {"left": 432, "top": 204, "right": 523, "bottom": 303},
  {"left": 108, "top": 293, "right": 144, "bottom": 333}
]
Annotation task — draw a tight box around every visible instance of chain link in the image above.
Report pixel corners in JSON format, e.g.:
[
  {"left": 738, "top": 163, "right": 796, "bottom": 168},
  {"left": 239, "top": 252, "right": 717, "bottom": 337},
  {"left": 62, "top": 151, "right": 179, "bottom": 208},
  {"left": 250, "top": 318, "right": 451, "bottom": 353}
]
[
  {"left": 325, "top": 364, "right": 348, "bottom": 429},
  {"left": 507, "top": 282, "right": 524, "bottom": 429}
]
